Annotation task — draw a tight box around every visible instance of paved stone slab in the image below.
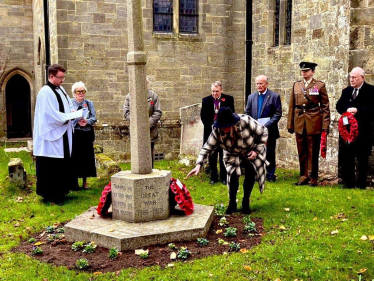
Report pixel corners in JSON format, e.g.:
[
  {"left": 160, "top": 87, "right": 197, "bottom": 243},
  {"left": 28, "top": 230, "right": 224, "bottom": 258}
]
[
  {"left": 65, "top": 204, "right": 214, "bottom": 251},
  {"left": 4, "top": 147, "right": 30, "bottom": 153}
]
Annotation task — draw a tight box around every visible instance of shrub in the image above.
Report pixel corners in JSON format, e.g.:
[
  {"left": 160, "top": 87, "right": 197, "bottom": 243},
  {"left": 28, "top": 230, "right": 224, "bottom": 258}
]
[
  {"left": 56, "top": 228, "right": 65, "bottom": 233},
  {"left": 32, "top": 246, "right": 43, "bottom": 255},
  {"left": 242, "top": 215, "right": 252, "bottom": 225},
  {"left": 109, "top": 247, "right": 119, "bottom": 260},
  {"left": 197, "top": 238, "right": 209, "bottom": 246},
  {"left": 177, "top": 247, "right": 191, "bottom": 259},
  {"left": 168, "top": 243, "right": 176, "bottom": 250},
  {"left": 72, "top": 241, "right": 85, "bottom": 252},
  {"left": 76, "top": 259, "right": 89, "bottom": 270},
  {"left": 28, "top": 238, "right": 36, "bottom": 243},
  {"left": 218, "top": 217, "right": 229, "bottom": 226},
  {"left": 244, "top": 222, "right": 257, "bottom": 233},
  {"left": 83, "top": 242, "right": 97, "bottom": 254},
  {"left": 224, "top": 227, "right": 237, "bottom": 237},
  {"left": 45, "top": 226, "right": 55, "bottom": 233},
  {"left": 140, "top": 251, "right": 149, "bottom": 259},
  {"left": 229, "top": 242, "right": 241, "bottom": 252},
  {"left": 214, "top": 203, "right": 226, "bottom": 216}
]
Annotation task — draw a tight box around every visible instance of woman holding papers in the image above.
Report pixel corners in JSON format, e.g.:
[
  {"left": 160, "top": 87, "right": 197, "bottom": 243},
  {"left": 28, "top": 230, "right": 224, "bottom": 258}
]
[
  {"left": 71, "top": 81, "right": 97, "bottom": 190},
  {"left": 33, "top": 64, "right": 83, "bottom": 204}
]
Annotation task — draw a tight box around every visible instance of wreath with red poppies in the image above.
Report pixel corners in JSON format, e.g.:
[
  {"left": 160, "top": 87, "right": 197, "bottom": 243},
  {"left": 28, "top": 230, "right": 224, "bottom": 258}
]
[
  {"left": 97, "top": 180, "right": 194, "bottom": 217},
  {"left": 338, "top": 112, "right": 359, "bottom": 143},
  {"left": 97, "top": 182, "right": 112, "bottom": 216},
  {"left": 170, "top": 178, "right": 194, "bottom": 215}
]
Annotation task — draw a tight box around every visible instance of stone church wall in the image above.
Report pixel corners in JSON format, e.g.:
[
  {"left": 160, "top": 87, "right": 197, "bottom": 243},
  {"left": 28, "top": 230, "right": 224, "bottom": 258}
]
[
  {"left": 252, "top": 0, "right": 351, "bottom": 176},
  {"left": 0, "top": 0, "right": 34, "bottom": 138}
]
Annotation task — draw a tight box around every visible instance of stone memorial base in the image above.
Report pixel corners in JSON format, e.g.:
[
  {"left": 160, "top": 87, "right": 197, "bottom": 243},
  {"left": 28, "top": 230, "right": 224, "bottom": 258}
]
[
  {"left": 65, "top": 204, "right": 214, "bottom": 251},
  {"left": 111, "top": 170, "right": 171, "bottom": 222}
]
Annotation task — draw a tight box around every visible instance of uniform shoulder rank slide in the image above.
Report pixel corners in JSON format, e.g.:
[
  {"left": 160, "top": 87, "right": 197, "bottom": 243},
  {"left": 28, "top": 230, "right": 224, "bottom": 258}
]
[{"left": 309, "top": 86, "right": 319, "bottom": 95}]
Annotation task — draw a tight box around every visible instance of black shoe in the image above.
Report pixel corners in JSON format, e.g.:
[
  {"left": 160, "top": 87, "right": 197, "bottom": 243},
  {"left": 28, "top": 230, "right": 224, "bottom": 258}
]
[
  {"left": 210, "top": 178, "right": 218, "bottom": 185},
  {"left": 293, "top": 181, "right": 308, "bottom": 186},
  {"left": 242, "top": 205, "right": 251, "bottom": 214},
  {"left": 308, "top": 183, "right": 317, "bottom": 187},
  {"left": 267, "top": 178, "right": 276, "bottom": 182},
  {"left": 222, "top": 180, "right": 227, "bottom": 185},
  {"left": 225, "top": 205, "right": 237, "bottom": 214}
]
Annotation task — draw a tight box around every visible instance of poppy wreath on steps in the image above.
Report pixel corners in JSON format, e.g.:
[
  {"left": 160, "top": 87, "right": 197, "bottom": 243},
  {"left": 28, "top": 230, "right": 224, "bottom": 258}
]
[
  {"left": 338, "top": 112, "right": 359, "bottom": 144},
  {"left": 169, "top": 178, "right": 194, "bottom": 215},
  {"left": 97, "top": 182, "right": 112, "bottom": 217}
]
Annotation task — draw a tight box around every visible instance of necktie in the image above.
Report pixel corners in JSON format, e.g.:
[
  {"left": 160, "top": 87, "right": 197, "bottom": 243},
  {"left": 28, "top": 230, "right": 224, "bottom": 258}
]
[
  {"left": 352, "top": 88, "right": 358, "bottom": 99},
  {"left": 214, "top": 99, "right": 220, "bottom": 120}
]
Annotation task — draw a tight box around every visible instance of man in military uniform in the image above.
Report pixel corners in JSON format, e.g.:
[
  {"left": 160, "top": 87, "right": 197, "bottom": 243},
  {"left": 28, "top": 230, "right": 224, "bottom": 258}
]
[{"left": 287, "top": 62, "right": 330, "bottom": 186}]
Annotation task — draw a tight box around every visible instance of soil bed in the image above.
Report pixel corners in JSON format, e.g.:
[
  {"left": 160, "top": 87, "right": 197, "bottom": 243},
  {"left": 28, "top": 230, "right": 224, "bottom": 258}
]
[{"left": 14, "top": 214, "right": 264, "bottom": 273}]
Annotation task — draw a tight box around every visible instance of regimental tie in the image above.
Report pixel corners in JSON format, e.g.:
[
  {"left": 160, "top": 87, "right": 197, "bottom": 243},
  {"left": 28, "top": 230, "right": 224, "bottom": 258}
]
[
  {"left": 213, "top": 99, "right": 220, "bottom": 120},
  {"left": 352, "top": 88, "right": 358, "bottom": 100}
]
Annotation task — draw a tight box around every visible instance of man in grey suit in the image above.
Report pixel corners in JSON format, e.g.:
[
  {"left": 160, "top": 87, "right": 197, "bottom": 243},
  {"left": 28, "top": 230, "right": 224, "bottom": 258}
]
[{"left": 245, "top": 75, "right": 282, "bottom": 182}]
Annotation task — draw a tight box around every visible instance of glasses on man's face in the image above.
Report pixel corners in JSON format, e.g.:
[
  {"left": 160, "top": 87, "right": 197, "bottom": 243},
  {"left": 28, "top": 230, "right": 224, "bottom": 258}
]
[
  {"left": 212, "top": 90, "right": 220, "bottom": 93},
  {"left": 54, "top": 75, "right": 65, "bottom": 81},
  {"left": 75, "top": 90, "right": 86, "bottom": 94},
  {"left": 349, "top": 76, "right": 361, "bottom": 80}
]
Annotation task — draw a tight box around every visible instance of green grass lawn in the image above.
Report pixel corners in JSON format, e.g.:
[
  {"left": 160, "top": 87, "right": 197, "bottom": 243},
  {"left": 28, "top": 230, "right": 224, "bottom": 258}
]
[{"left": 0, "top": 146, "right": 373, "bottom": 280}]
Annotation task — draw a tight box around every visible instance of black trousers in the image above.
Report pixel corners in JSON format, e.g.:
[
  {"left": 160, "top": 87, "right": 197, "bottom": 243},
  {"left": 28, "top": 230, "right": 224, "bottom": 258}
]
[
  {"left": 266, "top": 137, "right": 277, "bottom": 179},
  {"left": 339, "top": 140, "right": 369, "bottom": 188},
  {"left": 209, "top": 146, "right": 227, "bottom": 182},
  {"left": 228, "top": 159, "right": 256, "bottom": 207}
]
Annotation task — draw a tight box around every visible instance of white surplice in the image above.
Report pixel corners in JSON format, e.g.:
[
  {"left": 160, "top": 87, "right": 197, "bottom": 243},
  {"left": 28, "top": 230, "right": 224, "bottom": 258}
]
[{"left": 33, "top": 85, "right": 74, "bottom": 158}]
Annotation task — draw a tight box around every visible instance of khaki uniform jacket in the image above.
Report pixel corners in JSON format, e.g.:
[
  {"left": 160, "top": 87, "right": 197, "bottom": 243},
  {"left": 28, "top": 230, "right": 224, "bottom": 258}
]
[{"left": 287, "top": 78, "right": 330, "bottom": 135}]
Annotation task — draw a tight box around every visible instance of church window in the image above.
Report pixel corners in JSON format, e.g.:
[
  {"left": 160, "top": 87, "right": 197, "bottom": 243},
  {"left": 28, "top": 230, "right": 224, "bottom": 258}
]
[
  {"left": 153, "top": 0, "right": 173, "bottom": 32},
  {"left": 179, "top": 0, "right": 198, "bottom": 33},
  {"left": 153, "top": 0, "right": 199, "bottom": 34},
  {"left": 274, "top": 0, "right": 280, "bottom": 46},
  {"left": 273, "top": 0, "right": 292, "bottom": 46},
  {"left": 285, "top": 0, "right": 292, "bottom": 45}
]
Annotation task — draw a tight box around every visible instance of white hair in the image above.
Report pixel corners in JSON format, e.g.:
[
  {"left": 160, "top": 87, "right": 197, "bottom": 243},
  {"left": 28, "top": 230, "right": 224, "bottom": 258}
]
[
  {"left": 71, "top": 81, "right": 87, "bottom": 96},
  {"left": 350, "top": 67, "right": 365, "bottom": 77}
]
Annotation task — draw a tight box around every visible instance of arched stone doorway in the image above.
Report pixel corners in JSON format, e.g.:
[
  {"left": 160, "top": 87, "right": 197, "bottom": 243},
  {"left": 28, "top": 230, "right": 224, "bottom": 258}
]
[{"left": 5, "top": 74, "right": 32, "bottom": 138}]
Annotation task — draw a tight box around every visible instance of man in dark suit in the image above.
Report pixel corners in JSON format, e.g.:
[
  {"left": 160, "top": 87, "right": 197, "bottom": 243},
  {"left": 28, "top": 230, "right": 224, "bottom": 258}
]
[
  {"left": 336, "top": 67, "right": 374, "bottom": 189},
  {"left": 245, "top": 75, "right": 282, "bottom": 182},
  {"left": 287, "top": 62, "right": 330, "bottom": 187},
  {"left": 201, "top": 81, "right": 235, "bottom": 184}
]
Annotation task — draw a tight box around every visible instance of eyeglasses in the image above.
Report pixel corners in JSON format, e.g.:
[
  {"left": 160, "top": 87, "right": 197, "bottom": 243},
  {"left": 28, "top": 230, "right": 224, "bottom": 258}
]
[
  {"left": 53, "top": 75, "right": 65, "bottom": 81},
  {"left": 349, "top": 76, "right": 361, "bottom": 80},
  {"left": 75, "top": 90, "right": 86, "bottom": 94},
  {"left": 212, "top": 90, "right": 220, "bottom": 93}
]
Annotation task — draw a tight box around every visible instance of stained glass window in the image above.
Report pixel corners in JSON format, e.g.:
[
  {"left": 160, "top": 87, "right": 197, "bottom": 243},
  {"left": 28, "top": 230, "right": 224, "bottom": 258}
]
[
  {"left": 274, "top": 0, "right": 280, "bottom": 46},
  {"left": 154, "top": 0, "right": 173, "bottom": 32},
  {"left": 179, "top": 0, "right": 198, "bottom": 33},
  {"left": 285, "top": 0, "right": 292, "bottom": 45}
]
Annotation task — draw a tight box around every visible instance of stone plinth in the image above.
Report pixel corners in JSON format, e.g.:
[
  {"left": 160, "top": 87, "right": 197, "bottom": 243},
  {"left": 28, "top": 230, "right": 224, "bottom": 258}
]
[
  {"left": 111, "top": 170, "right": 171, "bottom": 222},
  {"left": 65, "top": 204, "right": 214, "bottom": 251},
  {"left": 8, "top": 158, "right": 27, "bottom": 188}
]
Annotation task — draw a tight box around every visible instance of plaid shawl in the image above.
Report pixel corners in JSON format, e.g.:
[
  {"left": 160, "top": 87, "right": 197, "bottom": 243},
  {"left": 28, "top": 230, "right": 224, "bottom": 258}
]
[{"left": 196, "top": 114, "right": 269, "bottom": 193}]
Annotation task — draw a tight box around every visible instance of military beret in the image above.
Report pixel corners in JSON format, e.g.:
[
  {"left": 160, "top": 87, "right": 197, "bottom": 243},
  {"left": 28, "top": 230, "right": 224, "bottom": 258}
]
[{"left": 299, "top": 61, "right": 318, "bottom": 71}]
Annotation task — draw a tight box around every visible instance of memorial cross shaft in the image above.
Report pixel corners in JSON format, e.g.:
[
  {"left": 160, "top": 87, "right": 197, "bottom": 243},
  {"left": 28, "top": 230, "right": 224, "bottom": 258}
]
[{"left": 127, "top": 0, "right": 152, "bottom": 174}]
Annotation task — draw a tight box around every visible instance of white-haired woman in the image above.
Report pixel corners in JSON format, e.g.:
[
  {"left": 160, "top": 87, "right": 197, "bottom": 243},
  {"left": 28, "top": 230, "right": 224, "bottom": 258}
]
[{"left": 71, "top": 81, "right": 97, "bottom": 189}]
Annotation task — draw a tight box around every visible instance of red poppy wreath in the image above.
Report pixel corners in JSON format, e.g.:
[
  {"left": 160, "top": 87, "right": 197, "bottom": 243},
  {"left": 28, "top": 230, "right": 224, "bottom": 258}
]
[
  {"left": 170, "top": 178, "right": 194, "bottom": 215},
  {"left": 97, "top": 182, "right": 112, "bottom": 216},
  {"left": 338, "top": 112, "right": 359, "bottom": 144}
]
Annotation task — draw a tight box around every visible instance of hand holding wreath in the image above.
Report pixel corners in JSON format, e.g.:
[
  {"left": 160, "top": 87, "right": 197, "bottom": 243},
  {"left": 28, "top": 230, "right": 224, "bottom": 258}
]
[{"left": 338, "top": 112, "right": 359, "bottom": 144}]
